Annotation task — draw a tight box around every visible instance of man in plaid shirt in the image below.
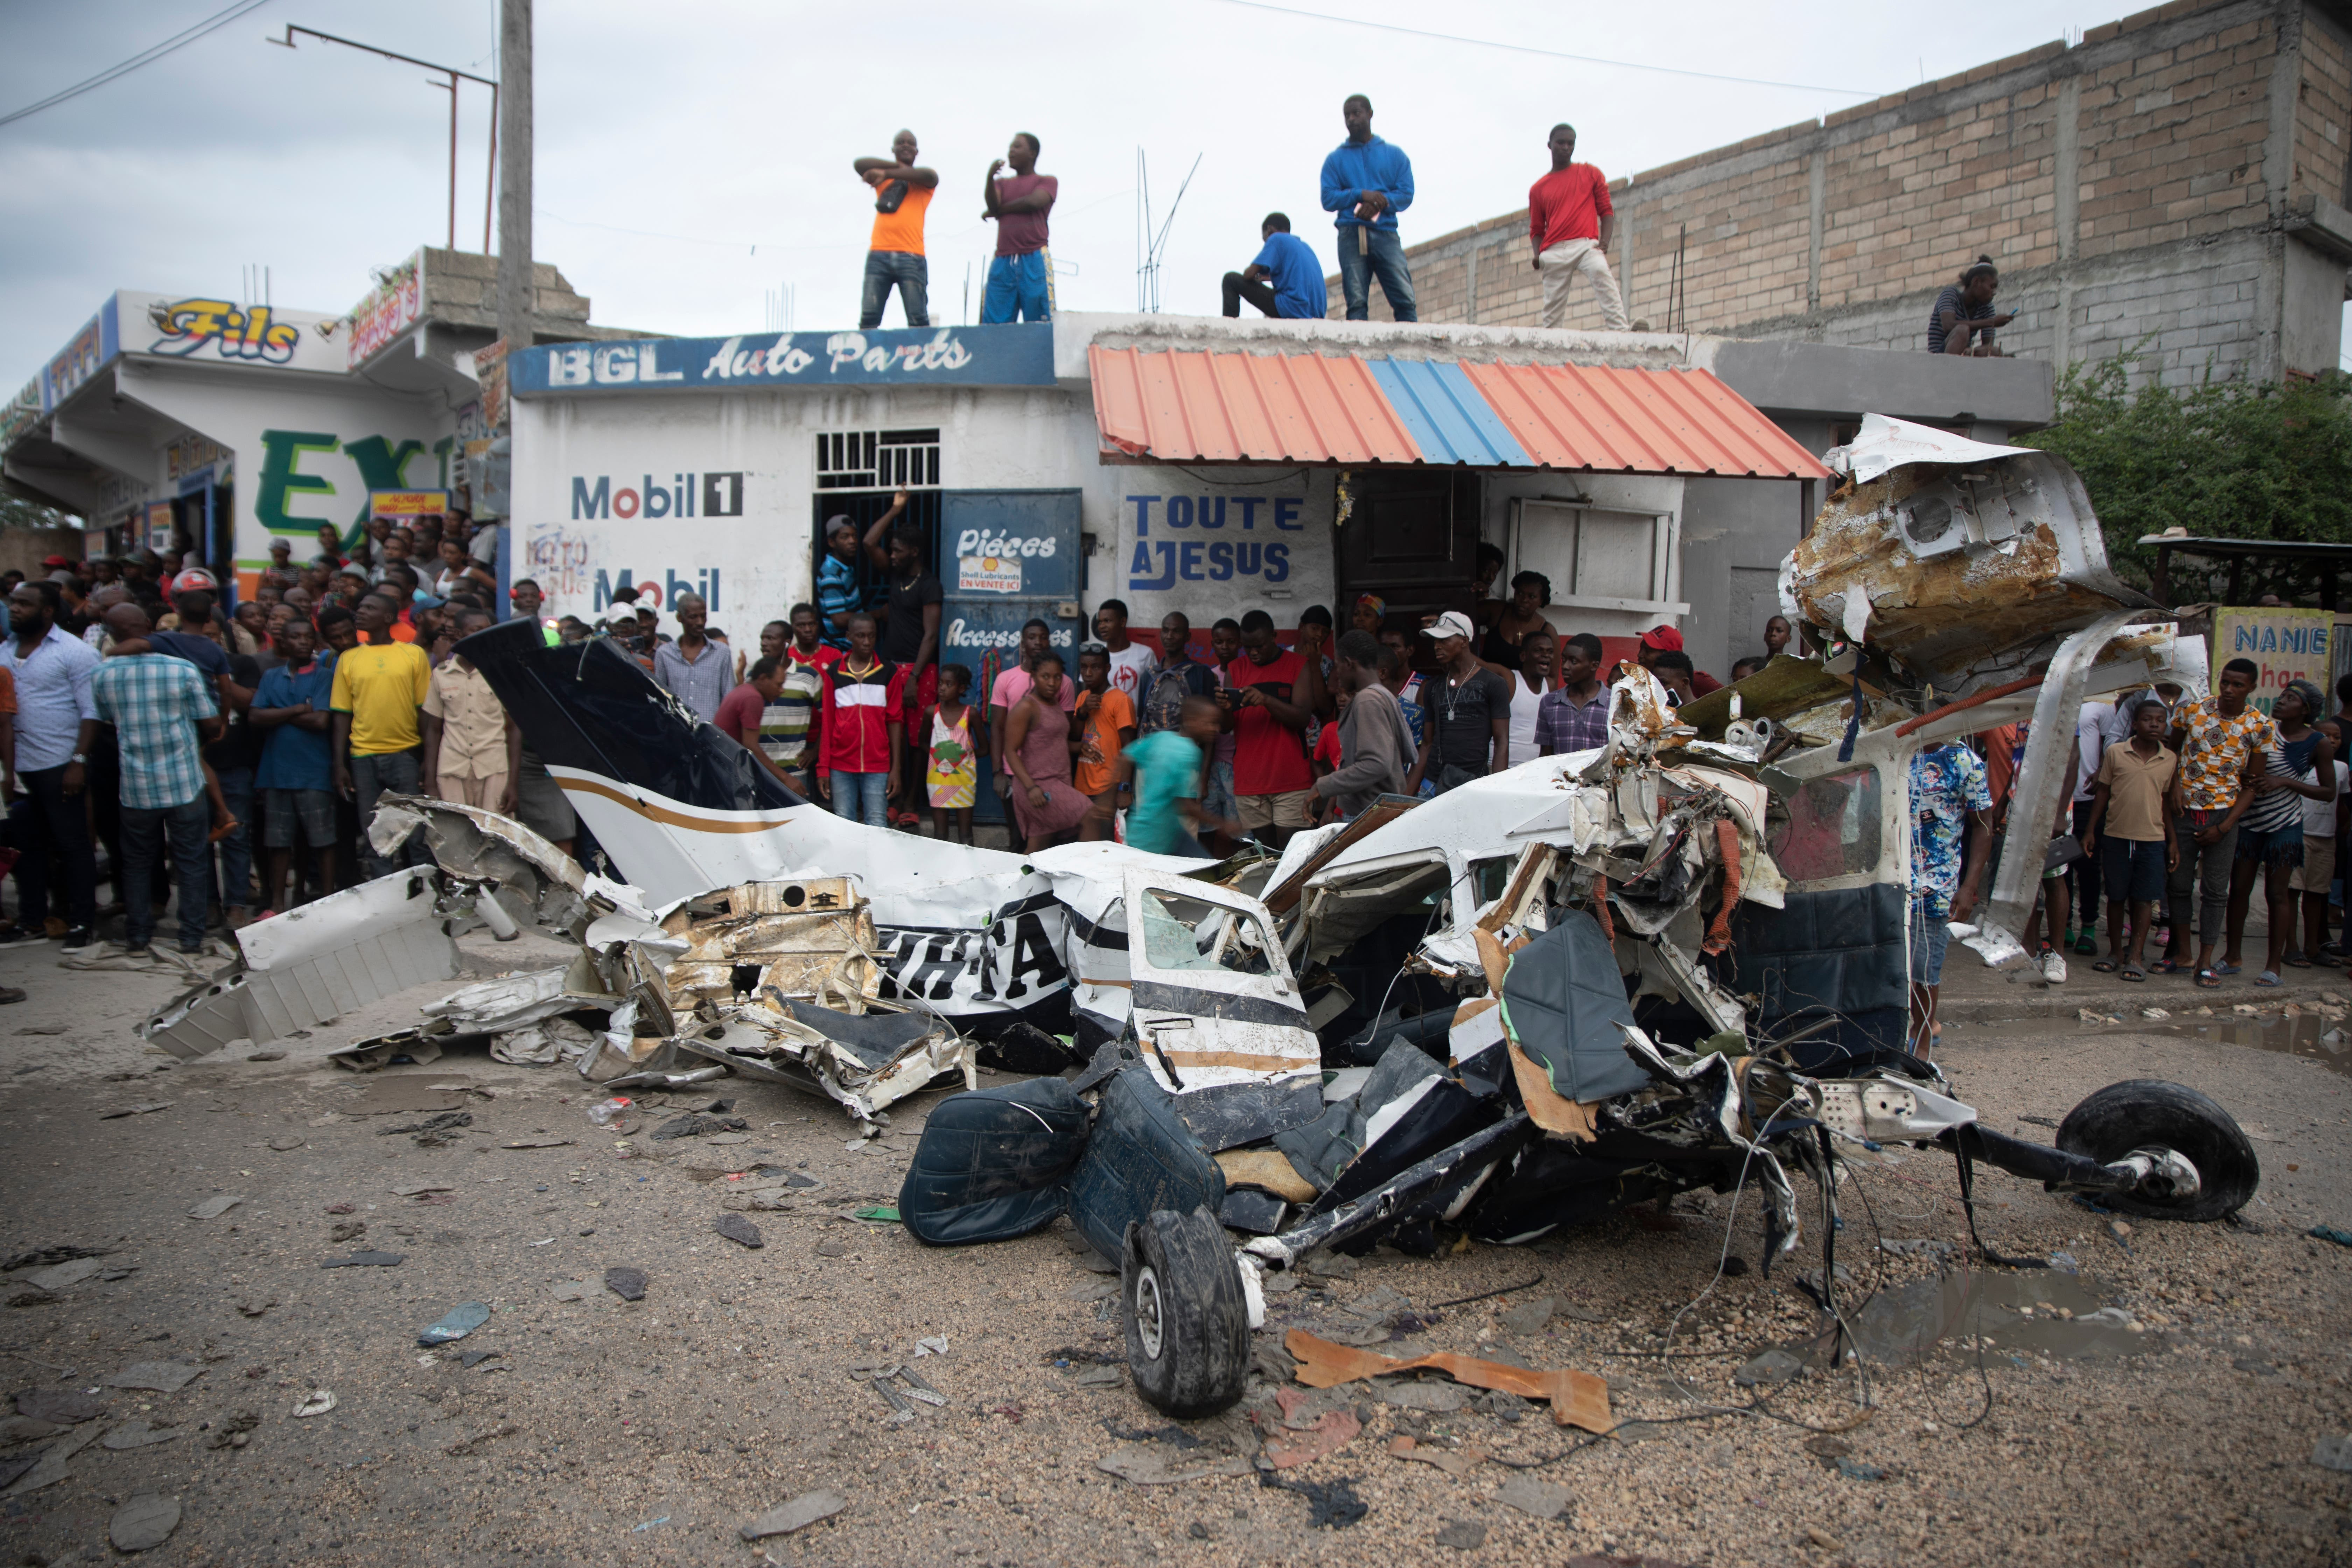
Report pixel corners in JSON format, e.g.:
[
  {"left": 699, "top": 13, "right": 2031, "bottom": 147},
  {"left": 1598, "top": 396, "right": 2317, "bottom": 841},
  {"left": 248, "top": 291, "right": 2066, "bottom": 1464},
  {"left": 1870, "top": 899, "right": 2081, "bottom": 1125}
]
[
  {"left": 91, "top": 603, "right": 221, "bottom": 957},
  {"left": 1534, "top": 632, "right": 1612, "bottom": 757}
]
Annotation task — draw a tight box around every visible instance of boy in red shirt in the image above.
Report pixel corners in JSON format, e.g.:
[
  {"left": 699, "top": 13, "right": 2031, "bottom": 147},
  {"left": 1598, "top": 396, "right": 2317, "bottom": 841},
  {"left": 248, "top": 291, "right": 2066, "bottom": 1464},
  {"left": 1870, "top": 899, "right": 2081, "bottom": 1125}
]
[{"left": 814, "top": 614, "right": 906, "bottom": 828}]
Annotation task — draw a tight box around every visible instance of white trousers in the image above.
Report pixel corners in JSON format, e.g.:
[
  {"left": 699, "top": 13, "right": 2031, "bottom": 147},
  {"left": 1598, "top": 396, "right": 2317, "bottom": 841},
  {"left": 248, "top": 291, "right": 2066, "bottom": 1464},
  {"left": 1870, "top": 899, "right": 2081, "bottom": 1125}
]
[{"left": 1539, "top": 239, "right": 1630, "bottom": 331}]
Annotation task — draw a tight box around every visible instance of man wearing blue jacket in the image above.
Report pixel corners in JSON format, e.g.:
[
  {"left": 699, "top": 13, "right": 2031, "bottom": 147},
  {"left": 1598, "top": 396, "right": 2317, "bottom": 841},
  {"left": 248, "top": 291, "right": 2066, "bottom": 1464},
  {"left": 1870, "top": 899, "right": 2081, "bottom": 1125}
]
[{"left": 1319, "top": 94, "right": 1416, "bottom": 321}]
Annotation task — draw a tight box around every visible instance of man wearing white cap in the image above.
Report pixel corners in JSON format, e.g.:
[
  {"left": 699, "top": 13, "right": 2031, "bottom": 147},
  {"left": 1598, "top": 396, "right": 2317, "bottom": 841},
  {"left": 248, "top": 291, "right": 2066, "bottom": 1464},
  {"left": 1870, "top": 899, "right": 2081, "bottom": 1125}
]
[{"left": 1405, "top": 610, "right": 1512, "bottom": 796}]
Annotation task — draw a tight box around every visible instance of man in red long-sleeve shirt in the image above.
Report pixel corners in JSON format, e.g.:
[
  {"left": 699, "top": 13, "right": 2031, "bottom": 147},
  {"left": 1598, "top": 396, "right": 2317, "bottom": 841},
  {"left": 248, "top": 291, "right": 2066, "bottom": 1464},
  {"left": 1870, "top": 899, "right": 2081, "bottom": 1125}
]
[{"left": 1528, "top": 123, "right": 1629, "bottom": 331}]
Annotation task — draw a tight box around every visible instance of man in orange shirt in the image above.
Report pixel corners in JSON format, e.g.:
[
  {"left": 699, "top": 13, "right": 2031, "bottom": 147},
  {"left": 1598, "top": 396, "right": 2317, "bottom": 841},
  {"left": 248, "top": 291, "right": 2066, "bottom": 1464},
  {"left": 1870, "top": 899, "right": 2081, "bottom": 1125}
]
[{"left": 854, "top": 131, "right": 937, "bottom": 328}]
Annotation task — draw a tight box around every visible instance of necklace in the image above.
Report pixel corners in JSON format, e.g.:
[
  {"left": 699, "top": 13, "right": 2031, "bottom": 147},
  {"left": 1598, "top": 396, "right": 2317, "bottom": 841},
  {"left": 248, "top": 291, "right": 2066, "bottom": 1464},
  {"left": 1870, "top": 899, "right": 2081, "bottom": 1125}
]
[{"left": 844, "top": 656, "right": 880, "bottom": 679}]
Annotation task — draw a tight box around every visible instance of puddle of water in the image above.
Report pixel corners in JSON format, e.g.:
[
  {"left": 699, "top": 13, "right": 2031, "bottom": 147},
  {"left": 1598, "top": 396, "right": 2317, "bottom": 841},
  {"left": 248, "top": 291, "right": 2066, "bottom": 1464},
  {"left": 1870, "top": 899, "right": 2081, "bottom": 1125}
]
[
  {"left": 1835, "top": 1269, "right": 2146, "bottom": 1365},
  {"left": 2151, "top": 1012, "right": 2352, "bottom": 1077}
]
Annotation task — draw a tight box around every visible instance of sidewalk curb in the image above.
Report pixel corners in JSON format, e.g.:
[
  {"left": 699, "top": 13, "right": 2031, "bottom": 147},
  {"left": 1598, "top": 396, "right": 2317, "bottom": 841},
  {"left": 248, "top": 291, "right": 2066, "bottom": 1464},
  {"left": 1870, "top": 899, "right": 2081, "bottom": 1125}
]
[{"left": 1938, "top": 973, "right": 2349, "bottom": 1024}]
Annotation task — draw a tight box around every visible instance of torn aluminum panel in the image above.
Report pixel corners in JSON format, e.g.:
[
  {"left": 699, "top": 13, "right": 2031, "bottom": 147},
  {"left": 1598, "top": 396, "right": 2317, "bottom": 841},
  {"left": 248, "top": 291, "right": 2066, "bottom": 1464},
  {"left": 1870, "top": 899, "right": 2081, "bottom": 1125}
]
[
  {"left": 422, "top": 955, "right": 617, "bottom": 1033},
  {"left": 143, "top": 870, "right": 460, "bottom": 1060},
  {"left": 668, "top": 996, "right": 973, "bottom": 1130},
  {"left": 660, "top": 879, "right": 882, "bottom": 1011},
  {"left": 369, "top": 794, "right": 592, "bottom": 938},
  {"left": 1780, "top": 428, "right": 2159, "bottom": 695}
]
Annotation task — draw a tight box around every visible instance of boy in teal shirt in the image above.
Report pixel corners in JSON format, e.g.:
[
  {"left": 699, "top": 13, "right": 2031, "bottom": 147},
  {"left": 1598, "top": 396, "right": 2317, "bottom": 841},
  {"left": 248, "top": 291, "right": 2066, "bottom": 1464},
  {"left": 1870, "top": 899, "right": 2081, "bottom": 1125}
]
[{"left": 1120, "top": 695, "right": 1244, "bottom": 856}]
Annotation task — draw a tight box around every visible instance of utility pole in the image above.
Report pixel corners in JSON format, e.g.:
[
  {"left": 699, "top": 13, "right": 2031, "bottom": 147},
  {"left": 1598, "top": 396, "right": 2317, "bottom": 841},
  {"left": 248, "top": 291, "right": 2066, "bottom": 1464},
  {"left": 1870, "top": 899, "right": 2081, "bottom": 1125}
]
[{"left": 496, "top": 0, "right": 533, "bottom": 353}]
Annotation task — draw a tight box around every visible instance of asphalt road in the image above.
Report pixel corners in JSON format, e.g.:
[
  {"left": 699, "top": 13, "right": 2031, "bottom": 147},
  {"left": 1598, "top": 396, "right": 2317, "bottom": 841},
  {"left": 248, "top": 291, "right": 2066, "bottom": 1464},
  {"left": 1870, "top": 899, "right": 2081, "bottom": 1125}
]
[{"left": 0, "top": 930, "right": 2344, "bottom": 1567}]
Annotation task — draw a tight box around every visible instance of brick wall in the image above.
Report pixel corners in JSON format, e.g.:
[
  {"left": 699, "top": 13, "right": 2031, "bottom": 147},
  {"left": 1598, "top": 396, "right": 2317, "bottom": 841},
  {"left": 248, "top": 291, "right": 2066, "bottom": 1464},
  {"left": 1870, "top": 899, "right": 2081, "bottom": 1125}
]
[{"left": 1334, "top": 0, "right": 2349, "bottom": 384}]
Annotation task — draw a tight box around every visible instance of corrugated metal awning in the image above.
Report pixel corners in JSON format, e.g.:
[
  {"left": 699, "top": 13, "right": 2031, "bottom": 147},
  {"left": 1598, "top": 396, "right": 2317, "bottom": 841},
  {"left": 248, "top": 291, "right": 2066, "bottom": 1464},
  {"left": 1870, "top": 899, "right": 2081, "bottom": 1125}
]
[{"left": 1090, "top": 344, "right": 1827, "bottom": 479}]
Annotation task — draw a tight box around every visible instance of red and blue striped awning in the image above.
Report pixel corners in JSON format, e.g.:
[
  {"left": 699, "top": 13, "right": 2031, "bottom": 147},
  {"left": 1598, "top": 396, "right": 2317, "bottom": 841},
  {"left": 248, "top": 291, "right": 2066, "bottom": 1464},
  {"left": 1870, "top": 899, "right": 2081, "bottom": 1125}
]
[{"left": 1089, "top": 345, "right": 1826, "bottom": 479}]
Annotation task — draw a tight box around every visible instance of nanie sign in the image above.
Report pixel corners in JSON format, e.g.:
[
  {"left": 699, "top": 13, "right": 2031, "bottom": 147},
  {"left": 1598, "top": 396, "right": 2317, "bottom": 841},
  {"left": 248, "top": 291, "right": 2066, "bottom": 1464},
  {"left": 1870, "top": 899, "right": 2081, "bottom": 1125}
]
[{"left": 507, "top": 324, "right": 1056, "bottom": 396}]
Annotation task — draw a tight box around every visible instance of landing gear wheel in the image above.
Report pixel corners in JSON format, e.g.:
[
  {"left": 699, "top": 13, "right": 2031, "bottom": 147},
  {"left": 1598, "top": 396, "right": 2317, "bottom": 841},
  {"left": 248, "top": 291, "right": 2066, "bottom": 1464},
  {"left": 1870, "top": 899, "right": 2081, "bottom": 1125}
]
[
  {"left": 1121, "top": 1206, "right": 1248, "bottom": 1418},
  {"left": 2056, "top": 1078, "right": 2260, "bottom": 1223}
]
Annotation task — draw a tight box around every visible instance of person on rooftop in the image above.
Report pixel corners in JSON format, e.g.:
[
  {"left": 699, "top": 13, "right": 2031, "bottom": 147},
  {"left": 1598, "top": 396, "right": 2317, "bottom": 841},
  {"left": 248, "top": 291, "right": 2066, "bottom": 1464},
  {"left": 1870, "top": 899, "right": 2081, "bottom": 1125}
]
[
  {"left": 1528, "top": 123, "right": 1629, "bottom": 331},
  {"left": 1929, "top": 256, "right": 2014, "bottom": 356},
  {"left": 980, "top": 133, "right": 1056, "bottom": 324},
  {"left": 1222, "top": 213, "right": 1329, "bottom": 320},
  {"left": 854, "top": 129, "right": 938, "bottom": 329},
  {"left": 1320, "top": 93, "right": 1416, "bottom": 322}
]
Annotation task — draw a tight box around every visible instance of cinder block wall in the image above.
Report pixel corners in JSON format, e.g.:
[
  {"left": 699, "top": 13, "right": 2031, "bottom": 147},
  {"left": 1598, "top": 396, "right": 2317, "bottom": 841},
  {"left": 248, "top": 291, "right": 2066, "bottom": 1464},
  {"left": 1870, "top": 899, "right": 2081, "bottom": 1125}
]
[{"left": 1331, "top": 0, "right": 2351, "bottom": 386}]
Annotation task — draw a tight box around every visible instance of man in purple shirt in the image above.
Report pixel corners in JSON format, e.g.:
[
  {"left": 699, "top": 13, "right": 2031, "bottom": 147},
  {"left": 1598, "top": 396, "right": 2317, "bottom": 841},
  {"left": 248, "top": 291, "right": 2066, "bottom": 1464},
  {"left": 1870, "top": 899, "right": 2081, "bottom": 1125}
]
[
  {"left": 980, "top": 133, "right": 1056, "bottom": 324},
  {"left": 1534, "top": 632, "right": 1611, "bottom": 756}
]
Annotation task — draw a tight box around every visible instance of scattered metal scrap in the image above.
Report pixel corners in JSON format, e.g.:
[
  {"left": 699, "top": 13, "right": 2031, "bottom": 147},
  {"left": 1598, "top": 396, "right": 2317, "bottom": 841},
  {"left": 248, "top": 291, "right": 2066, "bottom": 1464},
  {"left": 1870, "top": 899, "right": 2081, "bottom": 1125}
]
[{"left": 131, "top": 416, "right": 2262, "bottom": 1424}]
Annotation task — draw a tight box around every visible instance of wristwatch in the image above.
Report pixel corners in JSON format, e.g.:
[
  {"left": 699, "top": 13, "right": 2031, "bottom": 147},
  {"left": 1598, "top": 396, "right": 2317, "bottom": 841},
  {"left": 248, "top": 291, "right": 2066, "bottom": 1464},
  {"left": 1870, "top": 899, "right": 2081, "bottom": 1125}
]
[{"left": 68, "top": 753, "right": 87, "bottom": 765}]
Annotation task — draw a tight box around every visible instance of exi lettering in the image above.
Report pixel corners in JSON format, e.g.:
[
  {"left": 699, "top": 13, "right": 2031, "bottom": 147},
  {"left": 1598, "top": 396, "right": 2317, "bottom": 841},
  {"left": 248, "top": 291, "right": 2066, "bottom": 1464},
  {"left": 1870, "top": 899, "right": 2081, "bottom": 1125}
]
[{"left": 569, "top": 472, "right": 745, "bottom": 520}]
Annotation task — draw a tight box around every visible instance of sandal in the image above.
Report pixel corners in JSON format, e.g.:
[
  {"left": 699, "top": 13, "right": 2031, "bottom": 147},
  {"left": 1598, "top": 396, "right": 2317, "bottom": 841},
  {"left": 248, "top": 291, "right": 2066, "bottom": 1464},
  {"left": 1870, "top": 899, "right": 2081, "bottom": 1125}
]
[
  {"left": 2092, "top": 958, "right": 2119, "bottom": 973},
  {"left": 2214, "top": 961, "right": 2242, "bottom": 976},
  {"left": 2257, "top": 970, "right": 2282, "bottom": 986},
  {"left": 2073, "top": 934, "right": 2098, "bottom": 956},
  {"left": 2285, "top": 951, "right": 2314, "bottom": 968},
  {"left": 2121, "top": 964, "right": 2147, "bottom": 982},
  {"left": 2149, "top": 958, "right": 2186, "bottom": 975},
  {"left": 2195, "top": 967, "right": 2223, "bottom": 988}
]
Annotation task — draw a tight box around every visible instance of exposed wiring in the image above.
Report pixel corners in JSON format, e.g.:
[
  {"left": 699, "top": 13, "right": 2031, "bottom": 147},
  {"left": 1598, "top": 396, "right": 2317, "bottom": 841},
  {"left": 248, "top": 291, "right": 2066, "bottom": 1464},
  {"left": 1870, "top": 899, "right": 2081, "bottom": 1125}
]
[
  {"left": 1426, "top": 1271, "right": 1544, "bottom": 1310},
  {"left": 1, "top": 0, "right": 276, "bottom": 128}
]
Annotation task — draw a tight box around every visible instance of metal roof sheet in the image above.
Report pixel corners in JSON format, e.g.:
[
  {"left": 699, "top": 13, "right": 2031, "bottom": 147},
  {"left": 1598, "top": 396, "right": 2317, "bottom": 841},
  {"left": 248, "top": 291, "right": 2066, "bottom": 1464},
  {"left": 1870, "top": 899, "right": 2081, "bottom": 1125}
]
[
  {"left": 1462, "top": 361, "right": 1828, "bottom": 478},
  {"left": 1365, "top": 358, "right": 1531, "bottom": 467},
  {"left": 1090, "top": 345, "right": 1827, "bottom": 479},
  {"left": 1088, "top": 345, "right": 1420, "bottom": 465}
]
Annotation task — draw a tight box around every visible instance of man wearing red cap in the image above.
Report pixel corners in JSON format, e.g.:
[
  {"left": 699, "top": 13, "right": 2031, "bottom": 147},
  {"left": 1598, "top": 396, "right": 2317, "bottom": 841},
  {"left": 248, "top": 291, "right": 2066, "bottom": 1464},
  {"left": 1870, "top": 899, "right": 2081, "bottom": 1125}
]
[{"left": 1637, "top": 625, "right": 1721, "bottom": 698}]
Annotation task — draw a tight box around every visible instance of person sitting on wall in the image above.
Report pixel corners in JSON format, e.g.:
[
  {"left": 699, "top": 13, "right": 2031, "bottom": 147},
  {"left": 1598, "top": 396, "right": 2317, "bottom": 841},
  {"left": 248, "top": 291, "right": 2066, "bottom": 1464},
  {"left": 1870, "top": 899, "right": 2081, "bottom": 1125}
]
[
  {"left": 1222, "top": 213, "right": 1330, "bottom": 320},
  {"left": 1929, "top": 255, "right": 2014, "bottom": 356}
]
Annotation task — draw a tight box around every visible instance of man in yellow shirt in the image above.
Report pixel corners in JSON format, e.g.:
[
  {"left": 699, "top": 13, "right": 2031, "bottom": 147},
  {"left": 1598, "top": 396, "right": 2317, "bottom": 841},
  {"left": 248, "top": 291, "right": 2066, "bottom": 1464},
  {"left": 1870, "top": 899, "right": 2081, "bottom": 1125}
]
[
  {"left": 854, "top": 130, "right": 936, "bottom": 328},
  {"left": 330, "top": 595, "right": 432, "bottom": 877}
]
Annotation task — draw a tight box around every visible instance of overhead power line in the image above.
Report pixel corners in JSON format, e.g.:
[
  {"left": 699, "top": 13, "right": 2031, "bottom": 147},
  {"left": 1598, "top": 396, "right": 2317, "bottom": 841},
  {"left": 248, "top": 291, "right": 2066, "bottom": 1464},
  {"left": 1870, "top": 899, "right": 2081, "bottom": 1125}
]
[
  {"left": 0, "top": 0, "right": 277, "bottom": 130},
  {"left": 1200, "top": 0, "right": 1878, "bottom": 98}
]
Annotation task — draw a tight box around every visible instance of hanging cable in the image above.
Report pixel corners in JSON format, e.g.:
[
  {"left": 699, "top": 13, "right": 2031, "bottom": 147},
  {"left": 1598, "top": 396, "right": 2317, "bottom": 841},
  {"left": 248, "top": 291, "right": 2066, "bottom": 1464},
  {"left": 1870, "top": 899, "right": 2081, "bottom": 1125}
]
[{"left": 0, "top": 0, "right": 277, "bottom": 129}]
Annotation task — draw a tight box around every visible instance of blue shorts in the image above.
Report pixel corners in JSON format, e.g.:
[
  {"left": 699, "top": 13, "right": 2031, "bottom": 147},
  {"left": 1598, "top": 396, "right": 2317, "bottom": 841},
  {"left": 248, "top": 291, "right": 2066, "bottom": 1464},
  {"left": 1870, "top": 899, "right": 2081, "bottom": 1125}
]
[
  {"left": 1909, "top": 899, "right": 1951, "bottom": 986},
  {"left": 2099, "top": 835, "right": 2168, "bottom": 904},
  {"left": 981, "top": 250, "right": 1052, "bottom": 323}
]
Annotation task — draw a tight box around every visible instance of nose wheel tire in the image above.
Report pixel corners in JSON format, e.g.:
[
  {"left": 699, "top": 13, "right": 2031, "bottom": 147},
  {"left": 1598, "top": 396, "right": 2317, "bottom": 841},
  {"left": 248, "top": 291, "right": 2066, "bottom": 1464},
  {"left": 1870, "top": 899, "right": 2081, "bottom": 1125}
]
[
  {"left": 1121, "top": 1206, "right": 1248, "bottom": 1419},
  {"left": 2056, "top": 1079, "right": 2259, "bottom": 1223}
]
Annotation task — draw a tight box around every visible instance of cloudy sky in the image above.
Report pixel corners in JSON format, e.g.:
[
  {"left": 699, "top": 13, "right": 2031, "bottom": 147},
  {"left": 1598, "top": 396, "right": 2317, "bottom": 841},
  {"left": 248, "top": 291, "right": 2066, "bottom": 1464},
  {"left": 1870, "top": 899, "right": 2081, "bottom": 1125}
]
[{"left": 0, "top": 0, "right": 2333, "bottom": 378}]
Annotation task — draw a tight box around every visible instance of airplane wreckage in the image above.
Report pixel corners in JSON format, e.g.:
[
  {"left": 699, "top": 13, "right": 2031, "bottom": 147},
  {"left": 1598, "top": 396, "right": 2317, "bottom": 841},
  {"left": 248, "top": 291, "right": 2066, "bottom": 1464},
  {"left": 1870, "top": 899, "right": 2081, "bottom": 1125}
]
[{"left": 145, "top": 415, "right": 2258, "bottom": 1418}]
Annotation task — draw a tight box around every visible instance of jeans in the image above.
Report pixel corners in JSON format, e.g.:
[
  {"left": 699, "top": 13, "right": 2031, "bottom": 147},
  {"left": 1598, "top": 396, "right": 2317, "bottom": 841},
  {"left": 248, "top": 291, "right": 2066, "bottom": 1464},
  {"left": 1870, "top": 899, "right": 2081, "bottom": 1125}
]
[
  {"left": 1222, "top": 272, "right": 1280, "bottom": 317},
  {"left": 7, "top": 763, "right": 97, "bottom": 930},
  {"left": 1908, "top": 898, "right": 1952, "bottom": 986},
  {"left": 859, "top": 250, "right": 930, "bottom": 329},
  {"left": 2068, "top": 799, "right": 2100, "bottom": 928},
  {"left": 212, "top": 765, "right": 254, "bottom": 913},
  {"left": 122, "top": 795, "right": 209, "bottom": 952},
  {"left": 2167, "top": 808, "right": 2238, "bottom": 948},
  {"left": 1335, "top": 225, "right": 1416, "bottom": 321},
  {"left": 350, "top": 748, "right": 426, "bottom": 878},
  {"left": 981, "top": 250, "right": 1052, "bottom": 323},
  {"left": 830, "top": 771, "right": 889, "bottom": 827}
]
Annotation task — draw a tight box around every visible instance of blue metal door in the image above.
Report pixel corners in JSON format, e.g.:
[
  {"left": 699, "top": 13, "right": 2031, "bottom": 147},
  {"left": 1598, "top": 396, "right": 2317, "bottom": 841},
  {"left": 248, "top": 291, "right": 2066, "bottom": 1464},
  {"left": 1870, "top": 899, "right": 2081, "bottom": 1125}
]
[{"left": 937, "top": 490, "right": 1085, "bottom": 824}]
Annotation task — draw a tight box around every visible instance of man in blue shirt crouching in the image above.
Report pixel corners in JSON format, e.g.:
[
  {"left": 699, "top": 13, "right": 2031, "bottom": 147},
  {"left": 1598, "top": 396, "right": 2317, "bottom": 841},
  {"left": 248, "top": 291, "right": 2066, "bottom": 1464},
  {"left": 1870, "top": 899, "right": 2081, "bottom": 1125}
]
[{"left": 1223, "top": 213, "right": 1330, "bottom": 320}]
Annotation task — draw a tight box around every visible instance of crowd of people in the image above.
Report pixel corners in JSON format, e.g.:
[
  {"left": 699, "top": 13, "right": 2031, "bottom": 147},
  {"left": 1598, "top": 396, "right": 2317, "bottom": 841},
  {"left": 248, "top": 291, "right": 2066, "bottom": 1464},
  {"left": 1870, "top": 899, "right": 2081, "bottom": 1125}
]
[
  {"left": 728, "top": 523, "right": 1785, "bottom": 868},
  {"left": 1904, "top": 663, "right": 2351, "bottom": 1056},
  {"left": 0, "top": 510, "right": 571, "bottom": 980}
]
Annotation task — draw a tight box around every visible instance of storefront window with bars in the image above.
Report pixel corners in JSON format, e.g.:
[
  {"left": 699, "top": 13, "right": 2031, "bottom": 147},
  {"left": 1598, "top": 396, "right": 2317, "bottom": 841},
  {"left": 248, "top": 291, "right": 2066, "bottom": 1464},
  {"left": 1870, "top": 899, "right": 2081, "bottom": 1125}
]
[{"left": 816, "top": 427, "right": 940, "bottom": 490}]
